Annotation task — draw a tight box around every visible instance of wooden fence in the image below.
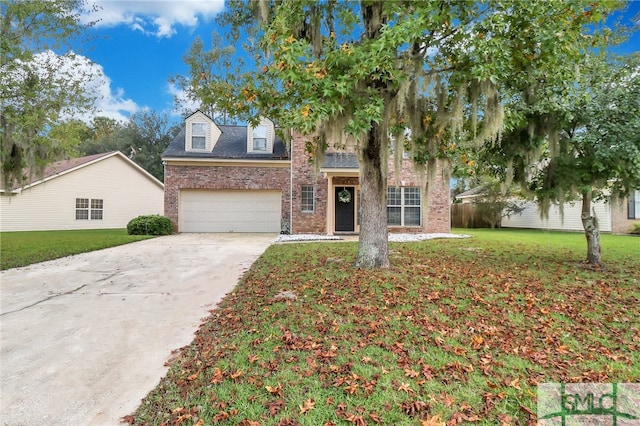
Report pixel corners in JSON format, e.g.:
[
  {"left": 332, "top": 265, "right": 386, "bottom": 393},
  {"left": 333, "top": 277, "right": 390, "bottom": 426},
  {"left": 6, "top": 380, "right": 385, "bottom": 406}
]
[{"left": 450, "top": 203, "right": 492, "bottom": 228}]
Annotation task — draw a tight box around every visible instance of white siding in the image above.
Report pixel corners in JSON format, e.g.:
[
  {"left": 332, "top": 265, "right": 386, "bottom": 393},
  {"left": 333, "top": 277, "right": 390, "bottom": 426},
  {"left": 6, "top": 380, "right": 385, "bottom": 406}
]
[
  {"left": 185, "top": 111, "right": 221, "bottom": 152},
  {"left": 247, "top": 117, "right": 276, "bottom": 153},
  {"left": 501, "top": 200, "right": 612, "bottom": 232},
  {"left": 0, "top": 155, "right": 164, "bottom": 232}
]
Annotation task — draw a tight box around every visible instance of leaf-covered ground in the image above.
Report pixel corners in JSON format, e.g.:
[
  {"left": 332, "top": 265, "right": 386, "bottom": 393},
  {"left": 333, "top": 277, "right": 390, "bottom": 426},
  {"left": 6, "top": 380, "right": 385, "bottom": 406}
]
[{"left": 131, "top": 230, "right": 639, "bottom": 425}]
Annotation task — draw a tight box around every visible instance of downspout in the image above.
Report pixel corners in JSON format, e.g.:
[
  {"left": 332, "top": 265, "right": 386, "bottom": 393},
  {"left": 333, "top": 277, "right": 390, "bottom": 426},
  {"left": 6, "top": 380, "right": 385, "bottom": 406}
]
[{"left": 289, "top": 138, "right": 293, "bottom": 234}]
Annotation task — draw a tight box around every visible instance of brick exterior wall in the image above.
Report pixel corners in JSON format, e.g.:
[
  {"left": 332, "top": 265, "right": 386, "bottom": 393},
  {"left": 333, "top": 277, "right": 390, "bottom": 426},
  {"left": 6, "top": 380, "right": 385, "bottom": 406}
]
[
  {"left": 290, "top": 132, "right": 327, "bottom": 233},
  {"left": 610, "top": 196, "right": 637, "bottom": 234},
  {"left": 164, "top": 132, "right": 451, "bottom": 235},
  {"left": 289, "top": 133, "right": 451, "bottom": 234},
  {"left": 164, "top": 164, "right": 290, "bottom": 232},
  {"left": 423, "top": 159, "right": 451, "bottom": 233}
]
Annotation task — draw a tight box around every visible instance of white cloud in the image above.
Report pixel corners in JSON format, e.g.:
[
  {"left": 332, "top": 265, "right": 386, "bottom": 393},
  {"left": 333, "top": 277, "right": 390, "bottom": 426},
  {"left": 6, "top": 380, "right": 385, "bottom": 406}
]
[
  {"left": 84, "top": 0, "right": 225, "bottom": 38},
  {"left": 61, "top": 54, "right": 140, "bottom": 122},
  {"left": 1, "top": 51, "right": 139, "bottom": 123},
  {"left": 166, "top": 82, "right": 200, "bottom": 117}
]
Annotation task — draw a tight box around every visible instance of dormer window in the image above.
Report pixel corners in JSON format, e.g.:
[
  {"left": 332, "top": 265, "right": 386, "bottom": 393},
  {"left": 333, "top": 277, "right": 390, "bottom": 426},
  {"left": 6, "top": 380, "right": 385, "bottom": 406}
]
[
  {"left": 252, "top": 125, "right": 268, "bottom": 151},
  {"left": 184, "top": 111, "right": 221, "bottom": 152},
  {"left": 191, "top": 123, "right": 207, "bottom": 150}
]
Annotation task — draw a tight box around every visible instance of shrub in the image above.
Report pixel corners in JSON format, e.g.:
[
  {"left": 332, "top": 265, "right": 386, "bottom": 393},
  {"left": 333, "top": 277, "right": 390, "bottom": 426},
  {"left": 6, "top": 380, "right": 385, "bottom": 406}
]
[
  {"left": 631, "top": 222, "right": 640, "bottom": 235},
  {"left": 127, "top": 215, "right": 173, "bottom": 236}
]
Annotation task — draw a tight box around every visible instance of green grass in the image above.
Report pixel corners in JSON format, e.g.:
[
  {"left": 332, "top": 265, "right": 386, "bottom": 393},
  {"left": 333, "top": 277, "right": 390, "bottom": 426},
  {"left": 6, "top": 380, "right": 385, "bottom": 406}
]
[
  {"left": 0, "top": 229, "right": 155, "bottom": 270},
  {"left": 132, "top": 229, "right": 639, "bottom": 425}
]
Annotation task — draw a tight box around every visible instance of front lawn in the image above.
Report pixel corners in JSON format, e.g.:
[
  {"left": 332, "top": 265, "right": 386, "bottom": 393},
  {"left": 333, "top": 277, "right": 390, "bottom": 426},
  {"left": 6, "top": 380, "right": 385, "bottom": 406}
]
[
  {"left": 131, "top": 229, "right": 639, "bottom": 425},
  {"left": 0, "top": 229, "right": 155, "bottom": 270}
]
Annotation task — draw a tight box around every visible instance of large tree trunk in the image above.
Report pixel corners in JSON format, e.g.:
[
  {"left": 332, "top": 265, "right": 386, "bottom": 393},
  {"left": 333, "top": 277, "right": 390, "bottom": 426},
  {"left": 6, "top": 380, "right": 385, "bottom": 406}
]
[
  {"left": 355, "top": 1, "right": 389, "bottom": 269},
  {"left": 581, "top": 190, "right": 602, "bottom": 265},
  {"left": 356, "top": 123, "right": 389, "bottom": 268}
]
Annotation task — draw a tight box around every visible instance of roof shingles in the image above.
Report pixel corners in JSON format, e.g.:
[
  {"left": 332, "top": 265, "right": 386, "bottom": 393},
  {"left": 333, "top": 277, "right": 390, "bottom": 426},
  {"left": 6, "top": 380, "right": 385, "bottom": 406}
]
[{"left": 162, "top": 125, "right": 289, "bottom": 160}]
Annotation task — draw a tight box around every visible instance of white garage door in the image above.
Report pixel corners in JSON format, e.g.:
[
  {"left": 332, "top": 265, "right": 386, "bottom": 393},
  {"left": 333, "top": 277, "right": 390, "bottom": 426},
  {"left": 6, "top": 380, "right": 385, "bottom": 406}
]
[{"left": 180, "top": 190, "right": 282, "bottom": 233}]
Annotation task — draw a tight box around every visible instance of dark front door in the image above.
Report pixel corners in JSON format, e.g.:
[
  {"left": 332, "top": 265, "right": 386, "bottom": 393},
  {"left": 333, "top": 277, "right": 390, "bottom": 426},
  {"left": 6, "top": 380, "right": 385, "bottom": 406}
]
[{"left": 335, "top": 187, "right": 355, "bottom": 232}]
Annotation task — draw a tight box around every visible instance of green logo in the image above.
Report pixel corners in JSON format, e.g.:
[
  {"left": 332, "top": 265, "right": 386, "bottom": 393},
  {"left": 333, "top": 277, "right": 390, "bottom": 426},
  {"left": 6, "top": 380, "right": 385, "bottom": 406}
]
[{"left": 538, "top": 383, "right": 640, "bottom": 425}]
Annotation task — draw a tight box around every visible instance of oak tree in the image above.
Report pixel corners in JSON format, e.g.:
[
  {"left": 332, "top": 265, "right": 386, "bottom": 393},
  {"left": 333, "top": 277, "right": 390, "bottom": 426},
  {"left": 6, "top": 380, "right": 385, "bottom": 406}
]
[
  {"left": 1, "top": 0, "right": 98, "bottom": 189},
  {"left": 514, "top": 54, "right": 640, "bottom": 265},
  {"left": 190, "top": 0, "right": 622, "bottom": 267}
]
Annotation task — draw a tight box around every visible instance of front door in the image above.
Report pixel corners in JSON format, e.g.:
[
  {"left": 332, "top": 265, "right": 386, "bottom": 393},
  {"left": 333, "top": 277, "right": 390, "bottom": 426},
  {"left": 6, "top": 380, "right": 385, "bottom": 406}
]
[{"left": 335, "top": 187, "right": 355, "bottom": 232}]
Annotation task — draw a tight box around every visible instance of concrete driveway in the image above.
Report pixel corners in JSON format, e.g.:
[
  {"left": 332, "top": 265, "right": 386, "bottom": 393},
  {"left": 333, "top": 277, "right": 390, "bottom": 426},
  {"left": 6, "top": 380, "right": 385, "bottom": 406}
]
[{"left": 0, "top": 233, "right": 274, "bottom": 426}]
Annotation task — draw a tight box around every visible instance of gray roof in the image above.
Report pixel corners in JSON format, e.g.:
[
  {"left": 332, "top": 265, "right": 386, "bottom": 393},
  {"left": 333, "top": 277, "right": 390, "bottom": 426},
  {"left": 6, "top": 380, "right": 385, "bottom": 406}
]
[
  {"left": 321, "top": 152, "right": 359, "bottom": 169},
  {"left": 162, "top": 125, "right": 289, "bottom": 160},
  {"left": 455, "top": 186, "right": 486, "bottom": 199}
]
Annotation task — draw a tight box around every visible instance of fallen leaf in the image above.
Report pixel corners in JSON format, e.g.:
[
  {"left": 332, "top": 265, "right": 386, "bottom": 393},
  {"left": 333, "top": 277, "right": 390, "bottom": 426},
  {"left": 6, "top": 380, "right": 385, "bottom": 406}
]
[
  {"left": 509, "top": 377, "right": 521, "bottom": 390},
  {"left": 404, "top": 368, "right": 420, "bottom": 378},
  {"left": 397, "top": 382, "right": 414, "bottom": 394},
  {"left": 421, "top": 414, "right": 446, "bottom": 426},
  {"left": 344, "top": 382, "right": 359, "bottom": 395},
  {"left": 300, "top": 398, "right": 315, "bottom": 414},
  {"left": 265, "top": 384, "right": 284, "bottom": 397},
  {"left": 210, "top": 367, "right": 224, "bottom": 384},
  {"left": 266, "top": 399, "right": 284, "bottom": 415},
  {"left": 442, "top": 393, "right": 456, "bottom": 407},
  {"left": 369, "top": 412, "right": 383, "bottom": 423}
]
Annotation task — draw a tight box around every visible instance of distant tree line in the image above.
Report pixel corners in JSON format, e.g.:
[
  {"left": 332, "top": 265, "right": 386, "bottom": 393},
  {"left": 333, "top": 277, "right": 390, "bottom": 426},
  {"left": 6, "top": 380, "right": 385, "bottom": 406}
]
[{"left": 59, "top": 111, "right": 181, "bottom": 181}]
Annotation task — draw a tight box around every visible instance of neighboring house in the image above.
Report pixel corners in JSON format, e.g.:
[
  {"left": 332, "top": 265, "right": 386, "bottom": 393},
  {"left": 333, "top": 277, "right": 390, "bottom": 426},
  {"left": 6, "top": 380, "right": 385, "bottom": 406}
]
[
  {"left": 162, "top": 111, "right": 450, "bottom": 234},
  {"left": 454, "top": 187, "right": 640, "bottom": 233},
  {"left": 0, "top": 151, "right": 164, "bottom": 232},
  {"left": 610, "top": 190, "right": 640, "bottom": 234},
  {"left": 500, "top": 200, "right": 612, "bottom": 232}
]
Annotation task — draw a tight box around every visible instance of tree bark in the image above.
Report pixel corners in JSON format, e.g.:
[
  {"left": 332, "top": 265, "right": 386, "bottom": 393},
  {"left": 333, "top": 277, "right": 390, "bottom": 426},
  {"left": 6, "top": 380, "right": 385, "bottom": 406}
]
[
  {"left": 356, "top": 122, "right": 389, "bottom": 268},
  {"left": 354, "top": 1, "right": 389, "bottom": 269},
  {"left": 581, "top": 190, "right": 602, "bottom": 265}
]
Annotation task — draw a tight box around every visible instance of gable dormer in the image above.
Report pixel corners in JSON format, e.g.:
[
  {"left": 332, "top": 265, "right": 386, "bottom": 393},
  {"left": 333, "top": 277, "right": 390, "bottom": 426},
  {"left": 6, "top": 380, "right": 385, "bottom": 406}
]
[
  {"left": 185, "top": 110, "right": 221, "bottom": 152},
  {"left": 247, "top": 117, "right": 275, "bottom": 154}
]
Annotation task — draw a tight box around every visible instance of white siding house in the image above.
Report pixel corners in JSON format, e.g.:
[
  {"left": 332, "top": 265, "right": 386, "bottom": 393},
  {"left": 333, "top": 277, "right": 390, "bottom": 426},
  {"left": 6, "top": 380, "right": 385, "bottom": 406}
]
[
  {"left": 500, "top": 200, "right": 612, "bottom": 232},
  {"left": 0, "top": 151, "right": 164, "bottom": 232}
]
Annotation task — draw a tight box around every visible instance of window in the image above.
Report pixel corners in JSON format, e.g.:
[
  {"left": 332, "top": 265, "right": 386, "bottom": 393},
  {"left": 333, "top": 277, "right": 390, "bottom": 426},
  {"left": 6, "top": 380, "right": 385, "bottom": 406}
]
[
  {"left": 630, "top": 190, "right": 640, "bottom": 219},
  {"left": 390, "top": 136, "right": 411, "bottom": 159},
  {"left": 301, "top": 185, "right": 314, "bottom": 212},
  {"left": 91, "top": 199, "right": 104, "bottom": 220},
  {"left": 75, "top": 198, "right": 89, "bottom": 220},
  {"left": 387, "top": 187, "right": 421, "bottom": 226},
  {"left": 76, "top": 198, "right": 103, "bottom": 221},
  {"left": 252, "top": 125, "right": 267, "bottom": 151},
  {"left": 191, "top": 122, "right": 206, "bottom": 149}
]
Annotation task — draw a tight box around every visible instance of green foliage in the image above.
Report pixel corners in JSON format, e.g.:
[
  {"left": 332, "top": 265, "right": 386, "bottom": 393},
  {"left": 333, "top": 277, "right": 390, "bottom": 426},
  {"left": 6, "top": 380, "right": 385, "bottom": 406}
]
[
  {"left": 467, "top": 178, "right": 525, "bottom": 229},
  {"left": 632, "top": 223, "right": 640, "bottom": 235},
  {"left": 530, "top": 54, "right": 640, "bottom": 202},
  {"left": 185, "top": 0, "right": 623, "bottom": 268},
  {"left": 0, "top": 229, "right": 153, "bottom": 270},
  {"left": 127, "top": 215, "right": 173, "bottom": 236},
  {"left": 484, "top": 51, "right": 640, "bottom": 205},
  {"left": 169, "top": 33, "right": 244, "bottom": 124},
  {"left": 76, "top": 111, "right": 180, "bottom": 181},
  {"left": 0, "top": 0, "right": 98, "bottom": 189},
  {"left": 133, "top": 230, "right": 638, "bottom": 424}
]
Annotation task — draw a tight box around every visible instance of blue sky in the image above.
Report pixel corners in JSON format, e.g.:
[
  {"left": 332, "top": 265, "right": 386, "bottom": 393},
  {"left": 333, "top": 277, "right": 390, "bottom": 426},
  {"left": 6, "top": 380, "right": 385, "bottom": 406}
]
[{"left": 71, "top": 1, "right": 640, "bottom": 124}]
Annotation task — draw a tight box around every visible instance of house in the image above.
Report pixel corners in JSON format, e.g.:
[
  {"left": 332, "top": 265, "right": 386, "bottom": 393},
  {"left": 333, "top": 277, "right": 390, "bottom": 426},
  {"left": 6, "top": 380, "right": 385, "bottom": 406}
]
[
  {"left": 610, "top": 191, "right": 640, "bottom": 234},
  {"left": 453, "top": 186, "right": 640, "bottom": 233},
  {"left": 0, "top": 151, "right": 164, "bottom": 232},
  {"left": 162, "top": 111, "right": 451, "bottom": 234}
]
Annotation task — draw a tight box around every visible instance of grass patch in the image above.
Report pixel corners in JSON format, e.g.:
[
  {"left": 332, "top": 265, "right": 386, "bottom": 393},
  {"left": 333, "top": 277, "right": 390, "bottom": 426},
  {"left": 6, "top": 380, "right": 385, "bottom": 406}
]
[
  {"left": 0, "top": 229, "right": 155, "bottom": 270},
  {"left": 132, "top": 229, "right": 639, "bottom": 425}
]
